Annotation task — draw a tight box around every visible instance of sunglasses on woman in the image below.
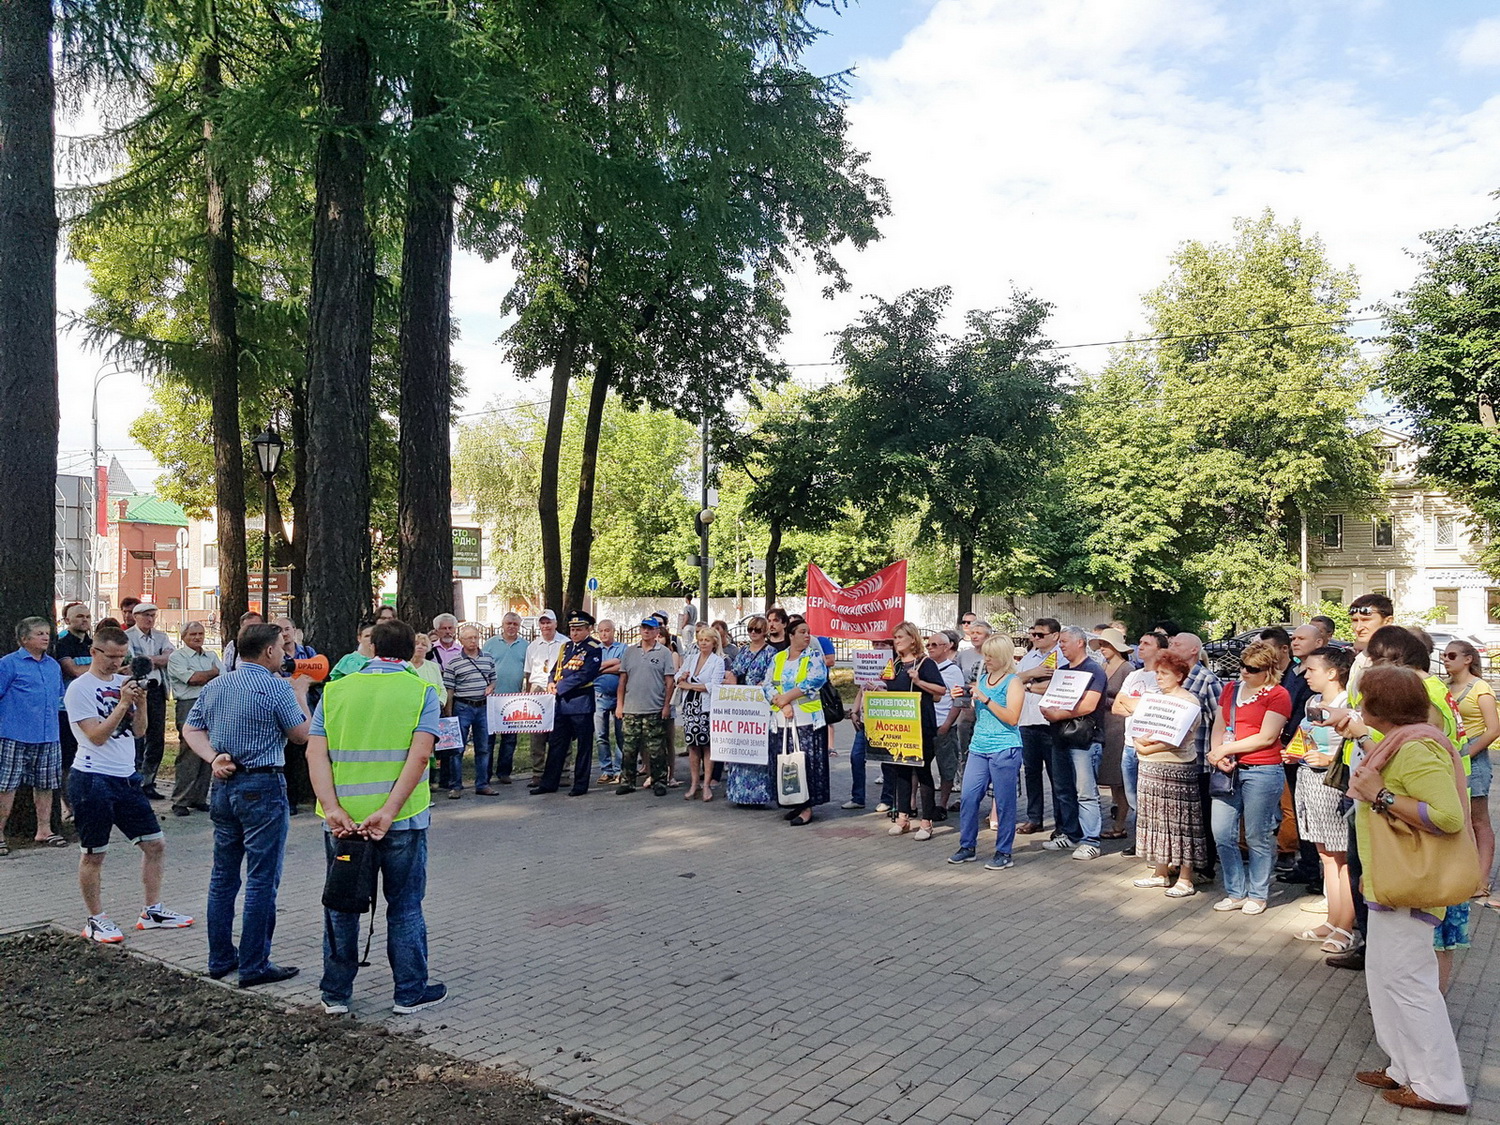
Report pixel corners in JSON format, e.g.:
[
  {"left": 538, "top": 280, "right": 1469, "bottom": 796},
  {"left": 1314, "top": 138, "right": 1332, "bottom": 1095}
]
[{"left": 747, "top": 627, "right": 765, "bottom": 634}]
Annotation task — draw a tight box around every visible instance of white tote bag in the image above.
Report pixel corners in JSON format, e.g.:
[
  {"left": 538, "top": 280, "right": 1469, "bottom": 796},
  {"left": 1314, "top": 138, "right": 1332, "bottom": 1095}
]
[{"left": 775, "top": 727, "right": 810, "bottom": 807}]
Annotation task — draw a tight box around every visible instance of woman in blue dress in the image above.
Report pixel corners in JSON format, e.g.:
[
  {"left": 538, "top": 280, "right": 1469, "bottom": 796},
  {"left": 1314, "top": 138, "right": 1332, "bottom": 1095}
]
[
  {"left": 723, "top": 615, "right": 776, "bottom": 806},
  {"left": 764, "top": 615, "right": 830, "bottom": 825}
]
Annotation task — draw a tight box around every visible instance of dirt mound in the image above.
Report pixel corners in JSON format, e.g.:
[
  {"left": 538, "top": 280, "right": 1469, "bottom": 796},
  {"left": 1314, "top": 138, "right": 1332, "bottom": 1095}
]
[{"left": 0, "top": 931, "right": 611, "bottom": 1125}]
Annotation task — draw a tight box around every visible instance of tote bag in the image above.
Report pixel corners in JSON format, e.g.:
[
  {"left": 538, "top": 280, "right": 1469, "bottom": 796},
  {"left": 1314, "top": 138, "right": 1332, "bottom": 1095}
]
[{"left": 775, "top": 728, "right": 810, "bottom": 807}]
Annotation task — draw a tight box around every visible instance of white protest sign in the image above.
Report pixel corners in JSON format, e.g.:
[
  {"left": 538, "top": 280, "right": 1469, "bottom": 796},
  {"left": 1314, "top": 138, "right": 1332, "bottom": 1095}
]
[
  {"left": 853, "top": 649, "right": 890, "bottom": 687},
  {"left": 486, "top": 692, "right": 556, "bottom": 734},
  {"left": 708, "top": 684, "right": 771, "bottom": 764},
  {"left": 1129, "top": 692, "right": 1200, "bottom": 748},
  {"left": 1039, "top": 668, "right": 1093, "bottom": 711},
  {"left": 436, "top": 716, "right": 462, "bottom": 751}
]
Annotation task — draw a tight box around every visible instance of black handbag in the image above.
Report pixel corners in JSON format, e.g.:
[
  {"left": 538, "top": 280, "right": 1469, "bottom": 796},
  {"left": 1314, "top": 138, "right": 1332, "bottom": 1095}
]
[
  {"left": 1210, "top": 688, "right": 1240, "bottom": 797},
  {"left": 323, "top": 835, "right": 380, "bottom": 914},
  {"left": 1057, "top": 716, "right": 1094, "bottom": 749},
  {"left": 819, "top": 681, "right": 845, "bottom": 724}
]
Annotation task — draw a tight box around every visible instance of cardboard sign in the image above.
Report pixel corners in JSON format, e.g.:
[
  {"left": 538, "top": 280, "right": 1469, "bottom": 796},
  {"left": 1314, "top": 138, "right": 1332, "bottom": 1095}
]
[
  {"left": 1039, "top": 668, "right": 1094, "bottom": 711},
  {"left": 709, "top": 685, "right": 772, "bottom": 765},
  {"left": 805, "top": 560, "right": 908, "bottom": 640},
  {"left": 436, "top": 716, "right": 463, "bottom": 751},
  {"left": 1129, "top": 692, "right": 1200, "bottom": 748},
  {"left": 853, "top": 649, "right": 892, "bottom": 687},
  {"left": 486, "top": 692, "right": 555, "bottom": 733},
  {"left": 864, "top": 691, "right": 924, "bottom": 765}
]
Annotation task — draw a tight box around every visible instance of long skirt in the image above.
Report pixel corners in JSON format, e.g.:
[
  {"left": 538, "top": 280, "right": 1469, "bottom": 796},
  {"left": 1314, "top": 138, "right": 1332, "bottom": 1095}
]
[
  {"left": 1138, "top": 758, "right": 1208, "bottom": 871},
  {"left": 771, "top": 724, "right": 830, "bottom": 808},
  {"left": 724, "top": 762, "right": 773, "bottom": 806},
  {"left": 1294, "top": 764, "right": 1347, "bottom": 849}
]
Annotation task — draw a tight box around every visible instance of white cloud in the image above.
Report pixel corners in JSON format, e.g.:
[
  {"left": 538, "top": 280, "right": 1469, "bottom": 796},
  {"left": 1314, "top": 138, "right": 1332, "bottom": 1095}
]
[
  {"left": 1453, "top": 17, "right": 1500, "bottom": 69},
  {"left": 778, "top": 0, "right": 1500, "bottom": 376}
]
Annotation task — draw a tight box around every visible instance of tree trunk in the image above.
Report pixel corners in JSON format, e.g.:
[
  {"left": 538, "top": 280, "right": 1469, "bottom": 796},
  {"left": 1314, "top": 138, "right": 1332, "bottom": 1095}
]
[
  {"left": 763, "top": 517, "right": 782, "bottom": 612},
  {"left": 200, "top": 44, "right": 249, "bottom": 643},
  {"left": 288, "top": 382, "right": 308, "bottom": 618},
  {"left": 302, "top": 0, "right": 375, "bottom": 657},
  {"left": 396, "top": 72, "right": 455, "bottom": 631},
  {"left": 956, "top": 537, "right": 975, "bottom": 621},
  {"left": 565, "top": 345, "right": 611, "bottom": 615},
  {"left": 0, "top": 0, "right": 57, "bottom": 656},
  {"left": 538, "top": 317, "right": 580, "bottom": 617}
]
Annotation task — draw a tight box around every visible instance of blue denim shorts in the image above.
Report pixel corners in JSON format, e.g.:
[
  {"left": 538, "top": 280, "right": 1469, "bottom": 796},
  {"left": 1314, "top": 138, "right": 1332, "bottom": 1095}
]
[
  {"left": 1469, "top": 749, "right": 1491, "bottom": 798},
  {"left": 68, "top": 769, "right": 162, "bottom": 853}
]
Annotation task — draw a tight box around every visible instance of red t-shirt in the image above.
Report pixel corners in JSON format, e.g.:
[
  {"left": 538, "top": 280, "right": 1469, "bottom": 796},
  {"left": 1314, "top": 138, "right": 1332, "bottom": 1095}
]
[{"left": 1218, "top": 683, "right": 1292, "bottom": 766}]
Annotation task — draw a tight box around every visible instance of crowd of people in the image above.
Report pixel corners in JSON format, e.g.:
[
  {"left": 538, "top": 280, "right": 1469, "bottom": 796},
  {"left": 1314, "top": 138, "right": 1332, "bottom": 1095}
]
[{"left": 0, "top": 591, "right": 1489, "bottom": 1112}]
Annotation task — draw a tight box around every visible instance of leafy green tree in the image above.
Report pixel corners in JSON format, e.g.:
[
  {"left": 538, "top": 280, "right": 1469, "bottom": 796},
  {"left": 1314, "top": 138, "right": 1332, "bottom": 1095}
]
[
  {"left": 1059, "top": 211, "right": 1381, "bottom": 633},
  {"left": 1380, "top": 219, "right": 1500, "bottom": 574}
]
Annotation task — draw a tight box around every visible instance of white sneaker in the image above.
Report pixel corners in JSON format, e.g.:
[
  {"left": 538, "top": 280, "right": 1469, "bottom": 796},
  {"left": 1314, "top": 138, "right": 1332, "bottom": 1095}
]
[
  {"left": 83, "top": 915, "right": 124, "bottom": 944},
  {"left": 322, "top": 999, "right": 350, "bottom": 1015},
  {"left": 1071, "top": 844, "right": 1101, "bottom": 861},
  {"left": 840, "top": 800, "right": 865, "bottom": 810},
  {"left": 137, "top": 903, "right": 195, "bottom": 930},
  {"left": 875, "top": 802, "right": 891, "bottom": 813},
  {"left": 1042, "top": 836, "right": 1077, "bottom": 851}
]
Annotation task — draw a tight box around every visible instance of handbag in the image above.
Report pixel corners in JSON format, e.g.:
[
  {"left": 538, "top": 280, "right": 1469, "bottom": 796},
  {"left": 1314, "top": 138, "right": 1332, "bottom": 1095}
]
[
  {"left": 1364, "top": 805, "right": 1481, "bottom": 908},
  {"left": 819, "top": 681, "right": 845, "bottom": 725},
  {"left": 323, "top": 835, "right": 380, "bottom": 914},
  {"left": 1210, "top": 689, "right": 1239, "bottom": 797},
  {"left": 1057, "top": 716, "right": 1094, "bottom": 749},
  {"left": 1321, "top": 745, "right": 1351, "bottom": 792},
  {"left": 775, "top": 728, "right": 810, "bottom": 807}
]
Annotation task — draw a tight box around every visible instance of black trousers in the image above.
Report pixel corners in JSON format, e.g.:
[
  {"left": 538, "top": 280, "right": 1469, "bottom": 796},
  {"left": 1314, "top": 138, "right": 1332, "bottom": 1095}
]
[
  {"left": 542, "top": 711, "right": 595, "bottom": 794},
  {"left": 135, "top": 681, "right": 168, "bottom": 786},
  {"left": 1198, "top": 771, "right": 1218, "bottom": 874}
]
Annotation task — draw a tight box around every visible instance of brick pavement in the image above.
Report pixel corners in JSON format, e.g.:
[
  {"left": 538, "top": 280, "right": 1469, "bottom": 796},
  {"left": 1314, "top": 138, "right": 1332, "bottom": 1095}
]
[{"left": 3, "top": 757, "right": 1498, "bottom": 1124}]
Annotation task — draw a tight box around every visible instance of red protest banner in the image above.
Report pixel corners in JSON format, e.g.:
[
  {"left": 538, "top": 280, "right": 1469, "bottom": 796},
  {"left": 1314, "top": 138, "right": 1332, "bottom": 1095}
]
[{"left": 805, "top": 561, "right": 908, "bottom": 639}]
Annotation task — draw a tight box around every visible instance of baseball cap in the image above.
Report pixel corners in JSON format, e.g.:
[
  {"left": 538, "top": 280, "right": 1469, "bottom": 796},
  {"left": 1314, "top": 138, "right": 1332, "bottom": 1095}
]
[{"left": 537, "top": 608, "right": 557, "bottom": 622}]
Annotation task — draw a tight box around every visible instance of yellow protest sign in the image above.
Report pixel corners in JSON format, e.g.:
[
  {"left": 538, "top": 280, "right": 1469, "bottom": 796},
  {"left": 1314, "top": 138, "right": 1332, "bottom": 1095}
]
[{"left": 864, "top": 692, "right": 924, "bottom": 765}]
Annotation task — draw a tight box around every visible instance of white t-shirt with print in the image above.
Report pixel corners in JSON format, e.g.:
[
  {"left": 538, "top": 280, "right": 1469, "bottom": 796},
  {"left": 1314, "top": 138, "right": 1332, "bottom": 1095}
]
[{"left": 65, "top": 672, "right": 138, "bottom": 777}]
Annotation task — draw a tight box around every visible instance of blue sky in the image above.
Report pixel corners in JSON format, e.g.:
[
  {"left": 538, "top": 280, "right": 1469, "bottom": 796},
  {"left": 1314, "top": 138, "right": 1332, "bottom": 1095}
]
[{"left": 69, "top": 0, "right": 1500, "bottom": 481}]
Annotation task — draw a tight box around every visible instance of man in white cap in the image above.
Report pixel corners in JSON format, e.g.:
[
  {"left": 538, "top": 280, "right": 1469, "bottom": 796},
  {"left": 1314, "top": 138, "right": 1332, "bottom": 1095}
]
[
  {"left": 125, "top": 602, "right": 175, "bottom": 800},
  {"left": 524, "top": 610, "right": 562, "bottom": 788}
]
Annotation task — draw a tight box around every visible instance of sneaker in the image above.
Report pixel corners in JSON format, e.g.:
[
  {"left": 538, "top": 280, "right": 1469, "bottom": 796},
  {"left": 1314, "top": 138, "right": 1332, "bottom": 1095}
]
[
  {"left": 1042, "top": 836, "right": 1077, "bottom": 851},
  {"left": 321, "top": 999, "right": 350, "bottom": 1015},
  {"left": 913, "top": 826, "right": 933, "bottom": 841},
  {"left": 1212, "top": 897, "right": 1247, "bottom": 912},
  {"left": 392, "top": 983, "right": 447, "bottom": 1014},
  {"left": 615, "top": 783, "right": 636, "bottom": 795},
  {"left": 984, "top": 854, "right": 1014, "bottom": 871},
  {"left": 948, "top": 848, "right": 978, "bottom": 864},
  {"left": 1071, "top": 844, "right": 1101, "bottom": 861},
  {"left": 875, "top": 802, "right": 891, "bottom": 813},
  {"left": 83, "top": 915, "right": 124, "bottom": 944},
  {"left": 840, "top": 800, "right": 865, "bottom": 810},
  {"left": 137, "top": 903, "right": 194, "bottom": 930}
]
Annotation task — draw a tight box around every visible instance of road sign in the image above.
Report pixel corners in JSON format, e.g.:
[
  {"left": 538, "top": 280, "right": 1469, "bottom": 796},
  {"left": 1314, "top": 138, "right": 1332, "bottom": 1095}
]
[
  {"left": 750, "top": 559, "right": 766, "bottom": 576},
  {"left": 452, "top": 528, "right": 482, "bottom": 579},
  {"left": 587, "top": 576, "right": 600, "bottom": 592}
]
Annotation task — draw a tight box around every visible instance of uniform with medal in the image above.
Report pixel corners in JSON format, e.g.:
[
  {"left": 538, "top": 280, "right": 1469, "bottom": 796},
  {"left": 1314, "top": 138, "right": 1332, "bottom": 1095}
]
[{"left": 534, "top": 612, "right": 603, "bottom": 795}]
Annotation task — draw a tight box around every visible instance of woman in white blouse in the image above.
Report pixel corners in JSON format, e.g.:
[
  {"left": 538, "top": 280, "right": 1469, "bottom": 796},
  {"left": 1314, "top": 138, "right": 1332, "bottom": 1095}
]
[{"left": 679, "top": 625, "right": 726, "bottom": 801}]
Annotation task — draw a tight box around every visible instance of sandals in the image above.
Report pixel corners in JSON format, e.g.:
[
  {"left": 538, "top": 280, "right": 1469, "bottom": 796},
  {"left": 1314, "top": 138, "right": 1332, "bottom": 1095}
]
[
  {"left": 1296, "top": 924, "right": 1336, "bottom": 943},
  {"left": 1320, "top": 926, "right": 1356, "bottom": 953},
  {"left": 0, "top": 842, "right": 9, "bottom": 857},
  {"left": 35, "top": 834, "right": 68, "bottom": 848},
  {"left": 684, "top": 785, "right": 699, "bottom": 800},
  {"left": 1165, "top": 883, "right": 1197, "bottom": 898},
  {"left": 1133, "top": 876, "right": 1170, "bottom": 889},
  {"left": 1472, "top": 886, "right": 1493, "bottom": 900}
]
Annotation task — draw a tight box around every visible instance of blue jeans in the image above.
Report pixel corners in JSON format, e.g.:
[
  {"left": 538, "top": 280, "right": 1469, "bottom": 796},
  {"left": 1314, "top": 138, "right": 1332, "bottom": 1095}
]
[
  {"left": 1210, "top": 763, "right": 1283, "bottom": 902},
  {"left": 1071, "top": 741, "right": 1103, "bottom": 846},
  {"left": 447, "top": 699, "right": 489, "bottom": 790},
  {"left": 959, "top": 747, "right": 1020, "bottom": 855},
  {"left": 1122, "top": 742, "right": 1139, "bottom": 829},
  {"left": 208, "top": 772, "right": 290, "bottom": 980},
  {"left": 849, "top": 724, "right": 868, "bottom": 805},
  {"left": 595, "top": 696, "right": 623, "bottom": 774},
  {"left": 321, "top": 828, "right": 431, "bottom": 1007},
  {"left": 1046, "top": 727, "right": 1081, "bottom": 842}
]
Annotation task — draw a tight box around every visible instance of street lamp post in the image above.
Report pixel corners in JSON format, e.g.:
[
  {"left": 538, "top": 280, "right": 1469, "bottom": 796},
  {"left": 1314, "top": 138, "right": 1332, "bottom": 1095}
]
[
  {"left": 250, "top": 428, "right": 284, "bottom": 617},
  {"left": 90, "top": 362, "right": 130, "bottom": 614}
]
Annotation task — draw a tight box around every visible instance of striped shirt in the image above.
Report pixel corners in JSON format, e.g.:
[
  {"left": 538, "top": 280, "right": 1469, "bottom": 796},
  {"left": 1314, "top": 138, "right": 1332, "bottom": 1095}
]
[
  {"left": 185, "top": 663, "right": 307, "bottom": 770},
  {"left": 442, "top": 650, "right": 495, "bottom": 702},
  {"left": 1183, "top": 662, "right": 1225, "bottom": 771}
]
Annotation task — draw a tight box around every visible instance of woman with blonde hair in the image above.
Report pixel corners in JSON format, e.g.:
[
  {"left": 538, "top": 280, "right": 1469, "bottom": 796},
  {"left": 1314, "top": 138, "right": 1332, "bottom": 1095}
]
[
  {"left": 869, "top": 621, "right": 946, "bottom": 840},
  {"left": 678, "top": 624, "right": 726, "bottom": 801},
  {"left": 1442, "top": 639, "right": 1499, "bottom": 903},
  {"left": 948, "top": 635, "right": 1025, "bottom": 868}
]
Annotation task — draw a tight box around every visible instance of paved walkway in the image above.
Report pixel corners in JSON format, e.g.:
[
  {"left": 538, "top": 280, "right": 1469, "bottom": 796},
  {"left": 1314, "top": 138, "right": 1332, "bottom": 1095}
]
[{"left": 3, "top": 758, "right": 1497, "bottom": 1124}]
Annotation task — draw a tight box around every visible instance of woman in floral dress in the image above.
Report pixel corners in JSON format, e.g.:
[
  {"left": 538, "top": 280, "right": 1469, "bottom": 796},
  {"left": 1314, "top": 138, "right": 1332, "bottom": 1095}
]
[{"left": 723, "top": 615, "right": 776, "bottom": 806}]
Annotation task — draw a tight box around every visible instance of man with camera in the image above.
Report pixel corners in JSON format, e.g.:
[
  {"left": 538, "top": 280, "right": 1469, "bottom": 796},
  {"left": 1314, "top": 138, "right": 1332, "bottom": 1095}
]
[
  {"left": 124, "top": 602, "right": 175, "bottom": 799},
  {"left": 306, "top": 618, "right": 446, "bottom": 1015},
  {"left": 64, "top": 625, "right": 195, "bottom": 943},
  {"left": 181, "top": 623, "right": 311, "bottom": 987}
]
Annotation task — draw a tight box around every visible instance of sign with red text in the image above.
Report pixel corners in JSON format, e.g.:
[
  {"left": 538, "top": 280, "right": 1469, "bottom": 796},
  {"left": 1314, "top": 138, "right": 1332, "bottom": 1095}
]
[
  {"left": 805, "top": 560, "right": 908, "bottom": 640},
  {"left": 853, "top": 649, "right": 892, "bottom": 687},
  {"left": 486, "top": 693, "right": 555, "bottom": 733},
  {"left": 708, "top": 684, "right": 771, "bottom": 764},
  {"left": 863, "top": 692, "right": 924, "bottom": 765},
  {"left": 1128, "top": 692, "right": 1200, "bottom": 748}
]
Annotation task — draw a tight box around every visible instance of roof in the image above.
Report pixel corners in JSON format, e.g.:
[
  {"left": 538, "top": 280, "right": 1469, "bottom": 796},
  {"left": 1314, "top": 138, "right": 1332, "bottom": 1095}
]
[{"left": 116, "top": 494, "right": 189, "bottom": 528}]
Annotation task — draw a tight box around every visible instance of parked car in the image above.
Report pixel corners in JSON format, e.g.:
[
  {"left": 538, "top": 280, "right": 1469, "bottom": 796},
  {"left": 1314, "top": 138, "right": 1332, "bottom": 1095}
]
[
  {"left": 1202, "top": 624, "right": 1295, "bottom": 679},
  {"left": 1421, "top": 630, "right": 1490, "bottom": 675}
]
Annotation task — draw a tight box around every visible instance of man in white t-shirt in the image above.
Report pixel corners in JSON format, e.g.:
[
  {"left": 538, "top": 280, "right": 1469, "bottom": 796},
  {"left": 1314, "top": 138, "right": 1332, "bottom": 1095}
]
[
  {"left": 64, "top": 625, "right": 194, "bottom": 944},
  {"left": 523, "top": 610, "right": 563, "bottom": 787}
]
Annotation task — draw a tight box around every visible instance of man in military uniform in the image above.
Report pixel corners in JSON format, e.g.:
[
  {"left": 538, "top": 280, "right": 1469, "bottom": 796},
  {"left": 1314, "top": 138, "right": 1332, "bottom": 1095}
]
[{"left": 533, "top": 611, "right": 603, "bottom": 796}]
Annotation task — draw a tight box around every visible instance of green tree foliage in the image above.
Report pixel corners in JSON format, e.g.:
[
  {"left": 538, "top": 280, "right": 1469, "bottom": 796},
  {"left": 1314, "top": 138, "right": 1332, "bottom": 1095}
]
[
  {"left": 1059, "top": 211, "right": 1381, "bottom": 634},
  {"left": 1380, "top": 219, "right": 1500, "bottom": 574}
]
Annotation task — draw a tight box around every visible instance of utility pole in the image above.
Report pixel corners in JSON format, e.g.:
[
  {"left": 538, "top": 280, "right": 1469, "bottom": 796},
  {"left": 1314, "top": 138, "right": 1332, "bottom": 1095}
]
[{"left": 697, "top": 413, "right": 711, "bottom": 614}]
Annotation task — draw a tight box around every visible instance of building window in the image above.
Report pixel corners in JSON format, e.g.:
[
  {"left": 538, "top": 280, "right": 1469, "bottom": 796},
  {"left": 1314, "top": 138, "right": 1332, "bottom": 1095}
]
[
  {"left": 166, "top": 596, "right": 181, "bottom": 611},
  {"left": 203, "top": 542, "right": 219, "bottom": 568},
  {"left": 1373, "top": 519, "right": 1393, "bottom": 548},
  {"left": 1318, "top": 587, "right": 1344, "bottom": 605},
  {"left": 1434, "top": 588, "right": 1460, "bottom": 625},
  {"left": 1321, "top": 514, "right": 1343, "bottom": 549},
  {"left": 475, "top": 595, "right": 489, "bottom": 621},
  {"left": 1434, "top": 514, "right": 1457, "bottom": 549}
]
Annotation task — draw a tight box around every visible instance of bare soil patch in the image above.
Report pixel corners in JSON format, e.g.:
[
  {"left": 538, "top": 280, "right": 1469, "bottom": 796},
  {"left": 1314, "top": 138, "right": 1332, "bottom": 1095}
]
[{"left": 0, "top": 931, "right": 608, "bottom": 1125}]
